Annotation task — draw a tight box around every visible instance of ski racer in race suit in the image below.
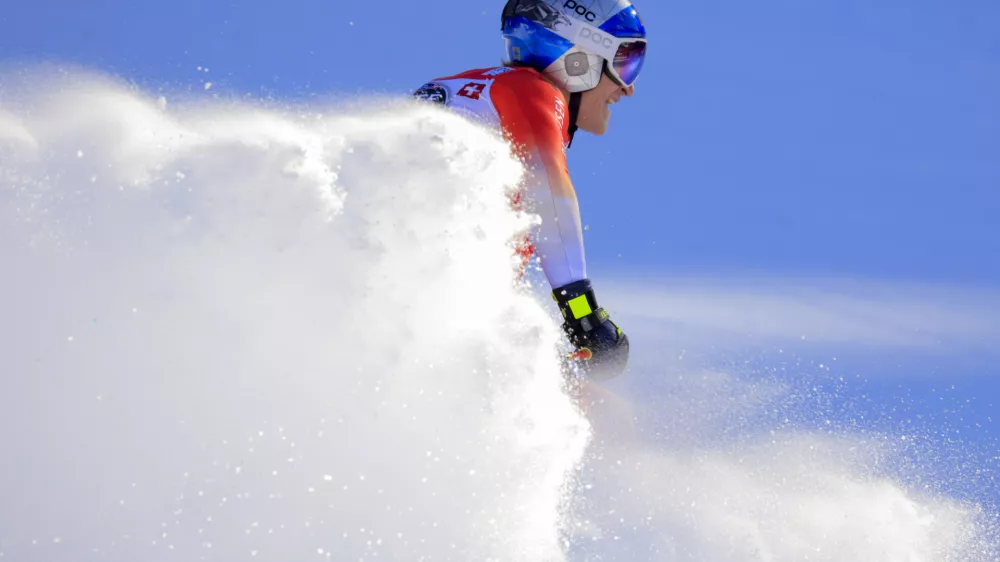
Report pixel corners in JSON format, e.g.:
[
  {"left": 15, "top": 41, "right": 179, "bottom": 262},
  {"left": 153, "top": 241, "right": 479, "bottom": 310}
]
[{"left": 413, "top": 0, "right": 647, "bottom": 380}]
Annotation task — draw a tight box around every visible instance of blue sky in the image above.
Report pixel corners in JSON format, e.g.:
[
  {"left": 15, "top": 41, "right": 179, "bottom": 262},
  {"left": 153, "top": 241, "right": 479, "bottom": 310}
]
[
  {"left": 3, "top": 0, "right": 995, "bottom": 282},
  {"left": 3, "top": 0, "right": 998, "bottom": 513}
]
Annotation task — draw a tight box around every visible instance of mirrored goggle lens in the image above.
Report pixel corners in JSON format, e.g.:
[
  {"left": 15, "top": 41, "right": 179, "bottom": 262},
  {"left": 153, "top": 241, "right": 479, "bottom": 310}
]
[{"left": 613, "top": 41, "right": 647, "bottom": 86}]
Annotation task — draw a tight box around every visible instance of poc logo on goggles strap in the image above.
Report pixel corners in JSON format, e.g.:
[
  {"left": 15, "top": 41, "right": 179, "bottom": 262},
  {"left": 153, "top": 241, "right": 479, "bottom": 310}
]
[
  {"left": 577, "top": 27, "right": 614, "bottom": 50},
  {"left": 563, "top": 0, "right": 598, "bottom": 22}
]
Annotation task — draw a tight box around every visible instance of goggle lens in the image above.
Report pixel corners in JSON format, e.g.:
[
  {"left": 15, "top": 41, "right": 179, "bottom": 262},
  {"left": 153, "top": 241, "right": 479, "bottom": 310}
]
[{"left": 613, "top": 41, "right": 647, "bottom": 86}]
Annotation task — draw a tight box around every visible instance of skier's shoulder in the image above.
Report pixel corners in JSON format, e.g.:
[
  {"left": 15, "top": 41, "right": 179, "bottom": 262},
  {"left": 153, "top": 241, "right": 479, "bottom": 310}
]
[
  {"left": 485, "top": 66, "right": 562, "bottom": 98},
  {"left": 433, "top": 66, "right": 512, "bottom": 81},
  {"left": 488, "top": 68, "right": 569, "bottom": 142},
  {"left": 433, "top": 66, "right": 557, "bottom": 95},
  {"left": 422, "top": 65, "right": 568, "bottom": 146}
]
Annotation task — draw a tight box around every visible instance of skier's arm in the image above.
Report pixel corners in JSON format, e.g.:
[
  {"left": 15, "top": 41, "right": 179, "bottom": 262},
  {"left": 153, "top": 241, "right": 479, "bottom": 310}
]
[
  {"left": 492, "top": 77, "right": 629, "bottom": 379},
  {"left": 492, "top": 79, "right": 586, "bottom": 289}
]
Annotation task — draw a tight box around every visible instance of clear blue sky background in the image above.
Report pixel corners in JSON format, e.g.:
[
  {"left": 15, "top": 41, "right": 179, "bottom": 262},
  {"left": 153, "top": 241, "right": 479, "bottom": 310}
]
[{"left": 3, "top": 0, "right": 998, "bottom": 505}]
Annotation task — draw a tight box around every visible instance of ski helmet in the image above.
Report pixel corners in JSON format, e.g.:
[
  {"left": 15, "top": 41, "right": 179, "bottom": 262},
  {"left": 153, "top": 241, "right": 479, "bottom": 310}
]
[{"left": 501, "top": 0, "right": 647, "bottom": 93}]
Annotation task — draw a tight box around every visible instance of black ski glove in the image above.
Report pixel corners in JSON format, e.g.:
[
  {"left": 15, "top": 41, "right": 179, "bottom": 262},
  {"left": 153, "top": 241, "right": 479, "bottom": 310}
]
[{"left": 553, "top": 278, "right": 630, "bottom": 380}]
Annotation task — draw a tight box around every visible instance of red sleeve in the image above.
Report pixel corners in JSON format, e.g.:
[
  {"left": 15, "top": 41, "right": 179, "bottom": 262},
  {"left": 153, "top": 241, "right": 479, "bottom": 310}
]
[
  {"left": 490, "top": 71, "right": 572, "bottom": 197},
  {"left": 489, "top": 70, "right": 588, "bottom": 288}
]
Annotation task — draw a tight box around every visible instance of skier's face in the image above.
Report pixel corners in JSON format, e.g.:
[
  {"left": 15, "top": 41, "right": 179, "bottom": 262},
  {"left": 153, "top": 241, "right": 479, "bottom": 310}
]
[{"left": 577, "top": 73, "right": 635, "bottom": 136}]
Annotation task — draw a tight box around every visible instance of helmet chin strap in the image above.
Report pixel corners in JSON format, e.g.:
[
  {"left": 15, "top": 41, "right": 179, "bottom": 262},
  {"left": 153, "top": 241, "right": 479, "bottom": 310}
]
[{"left": 568, "top": 92, "right": 582, "bottom": 148}]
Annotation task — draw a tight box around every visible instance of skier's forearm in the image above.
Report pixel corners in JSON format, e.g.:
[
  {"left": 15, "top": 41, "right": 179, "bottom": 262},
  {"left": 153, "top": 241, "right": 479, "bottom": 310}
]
[{"left": 523, "top": 168, "right": 587, "bottom": 289}]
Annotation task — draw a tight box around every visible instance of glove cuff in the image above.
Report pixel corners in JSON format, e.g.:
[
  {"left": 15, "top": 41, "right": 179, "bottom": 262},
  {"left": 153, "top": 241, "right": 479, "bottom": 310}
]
[{"left": 552, "top": 278, "right": 609, "bottom": 334}]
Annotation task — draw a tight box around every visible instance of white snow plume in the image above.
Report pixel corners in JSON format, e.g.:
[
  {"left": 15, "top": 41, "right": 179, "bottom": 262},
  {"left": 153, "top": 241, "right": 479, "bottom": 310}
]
[
  {"left": 561, "top": 292, "right": 1000, "bottom": 561},
  {"left": 0, "top": 70, "right": 589, "bottom": 561},
  {"left": 568, "top": 382, "right": 999, "bottom": 561}
]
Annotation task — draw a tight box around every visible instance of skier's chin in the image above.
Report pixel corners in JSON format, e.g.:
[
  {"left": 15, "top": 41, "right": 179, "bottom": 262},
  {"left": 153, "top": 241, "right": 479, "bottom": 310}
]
[
  {"left": 586, "top": 121, "right": 610, "bottom": 136},
  {"left": 579, "top": 115, "right": 611, "bottom": 136}
]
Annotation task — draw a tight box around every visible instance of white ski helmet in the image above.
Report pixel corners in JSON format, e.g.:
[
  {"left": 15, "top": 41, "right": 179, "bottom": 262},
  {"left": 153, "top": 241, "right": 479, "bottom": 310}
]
[{"left": 501, "top": 0, "right": 648, "bottom": 93}]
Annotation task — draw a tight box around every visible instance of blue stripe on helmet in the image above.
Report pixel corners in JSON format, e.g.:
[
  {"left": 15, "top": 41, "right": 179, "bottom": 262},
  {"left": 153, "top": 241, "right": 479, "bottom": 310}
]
[
  {"left": 599, "top": 6, "right": 646, "bottom": 39},
  {"left": 503, "top": 17, "right": 574, "bottom": 70}
]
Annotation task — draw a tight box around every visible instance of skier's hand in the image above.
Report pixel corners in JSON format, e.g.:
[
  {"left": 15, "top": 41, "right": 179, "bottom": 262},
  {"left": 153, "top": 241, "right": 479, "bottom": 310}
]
[
  {"left": 565, "top": 317, "right": 630, "bottom": 380},
  {"left": 553, "top": 279, "right": 630, "bottom": 380}
]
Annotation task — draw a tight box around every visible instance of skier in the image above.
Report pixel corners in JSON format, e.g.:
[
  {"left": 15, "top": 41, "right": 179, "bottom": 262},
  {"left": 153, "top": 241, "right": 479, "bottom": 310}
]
[{"left": 413, "top": 0, "right": 646, "bottom": 380}]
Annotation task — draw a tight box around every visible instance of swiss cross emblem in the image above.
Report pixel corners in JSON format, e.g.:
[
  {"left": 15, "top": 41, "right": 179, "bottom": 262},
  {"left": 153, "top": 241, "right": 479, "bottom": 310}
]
[{"left": 458, "top": 82, "right": 486, "bottom": 100}]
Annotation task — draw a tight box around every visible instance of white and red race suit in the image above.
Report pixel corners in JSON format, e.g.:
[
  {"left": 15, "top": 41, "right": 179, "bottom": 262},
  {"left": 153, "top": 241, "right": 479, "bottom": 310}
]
[{"left": 414, "top": 66, "right": 586, "bottom": 289}]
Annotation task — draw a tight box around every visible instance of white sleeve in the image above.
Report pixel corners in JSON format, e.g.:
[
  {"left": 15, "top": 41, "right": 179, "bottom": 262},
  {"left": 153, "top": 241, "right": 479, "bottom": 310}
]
[{"left": 522, "top": 153, "right": 587, "bottom": 289}]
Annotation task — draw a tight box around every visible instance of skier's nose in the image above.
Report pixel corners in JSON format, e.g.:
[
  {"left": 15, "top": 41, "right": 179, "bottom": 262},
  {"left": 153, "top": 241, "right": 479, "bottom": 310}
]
[{"left": 621, "top": 83, "right": 635, "bottom": 98}]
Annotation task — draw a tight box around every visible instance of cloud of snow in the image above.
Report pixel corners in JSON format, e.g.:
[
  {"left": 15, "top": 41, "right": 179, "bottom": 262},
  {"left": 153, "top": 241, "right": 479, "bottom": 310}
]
[
  {"left": 1, "top": 69, "right": 996, "bottom": 562},
  {"left": 563, "top": 366, "right": 998, "bottom": 561},
  {"left": 1, "top": 70, "right": 588, "bottom": 561}
]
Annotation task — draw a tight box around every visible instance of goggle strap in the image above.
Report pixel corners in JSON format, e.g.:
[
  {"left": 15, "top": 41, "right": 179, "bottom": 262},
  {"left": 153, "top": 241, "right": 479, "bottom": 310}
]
[
  {"left": 603, "top": 60, "right": 626, "bottom": 88},
  {"left": 546, "top": 15, "right": 643, "bottom": 62}
]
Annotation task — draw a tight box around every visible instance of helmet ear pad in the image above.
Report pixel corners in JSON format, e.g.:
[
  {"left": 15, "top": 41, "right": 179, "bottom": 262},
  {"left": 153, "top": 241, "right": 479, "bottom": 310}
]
[
  {"left": 564, "top": 52, "right": 590, "bottom": 77},
  {"left": 546, "top": 47, "right": 605, "bottom": 93}
]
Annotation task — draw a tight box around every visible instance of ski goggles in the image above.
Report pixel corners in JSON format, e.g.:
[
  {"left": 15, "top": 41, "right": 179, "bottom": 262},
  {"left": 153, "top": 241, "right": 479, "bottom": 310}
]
[
  {"left": 548, "top": 16, "right": 647, "bottom": 87},
  {"left": 608, "top": 40, "right": 646, "bottom": 87}
]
